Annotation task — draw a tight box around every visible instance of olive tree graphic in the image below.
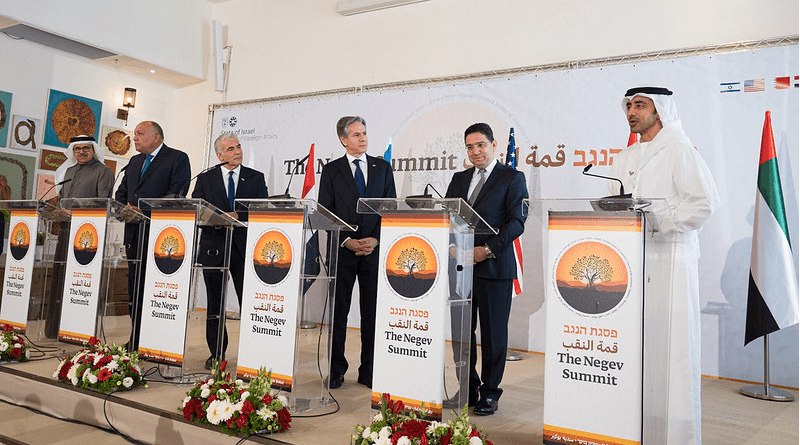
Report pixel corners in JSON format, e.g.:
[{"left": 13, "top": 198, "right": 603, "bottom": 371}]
[
  {"left": 12, "top": 228, "right": 26, "bottom": 247},
  {"left": 569, "top": 254, "right": 613, "bottom": 289},
  {"left": 160, "top": 235, "right": 180, "bottom": 258},
  {"left": 260, "top": 240, "right": 285, "bottom": 266},
  {"left": 395, "top": 247, "right": 427, "bottom": 277},
  {"left": 78, "top": 230, "right": 94, "bottom": 249}
]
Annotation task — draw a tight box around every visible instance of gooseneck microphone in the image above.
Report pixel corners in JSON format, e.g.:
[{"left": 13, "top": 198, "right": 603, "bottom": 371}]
[
  {"left": 170, "top": 161, "right": 230, "bottom": 198},
  {"left": 406, "top": 183, "right": 443, "bottom": 199},
  {"left": 269, "top": 154, "right": 310, "bottom": 199},
  {"left": 40, "top": 179, "right": 71, "bottom": 202},
  {"left": 582, "top": 164, "right": 630, "bottom": 198}
]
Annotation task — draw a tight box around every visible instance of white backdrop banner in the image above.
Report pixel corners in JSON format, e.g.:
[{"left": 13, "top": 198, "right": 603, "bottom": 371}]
[{"left": 209, "top": 46, "right": 799, "bottom": 386}]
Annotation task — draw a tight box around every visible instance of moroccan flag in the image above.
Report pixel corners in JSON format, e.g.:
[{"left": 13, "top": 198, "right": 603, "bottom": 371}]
[
  {"left": 504, "top": 127, "right": 524, "bottom": 295},
  {"left": 301, "top": 144, "right": 321, "bottom": 292},
  {"left": 744, "top": 111, "right": 800, "bottom": 345}
]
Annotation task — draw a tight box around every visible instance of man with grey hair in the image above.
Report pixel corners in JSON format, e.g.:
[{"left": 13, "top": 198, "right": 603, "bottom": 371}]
[
  {"left": 193, "top": 132, "right": 268, "bottom": 369},
  {"left": 318, "top": 116, "right": 396, "bottom": 389},
  {"left": 610, "top": 86, "right": 719, "bottom": 445}
]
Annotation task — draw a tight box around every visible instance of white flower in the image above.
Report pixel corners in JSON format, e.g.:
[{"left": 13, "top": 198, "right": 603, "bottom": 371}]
[
  {"left": 200, "top": 387, "right": 211, "bottom": 398},
  {"left": 372, "top": 411, "right": 385, "bottom": 422},
  {"left": 379, "top": 426, "right": 391, "bottom": 439},
  {"left": 0, "top": 342, "right": 8, "bottom": 352},
  {"left": 397, "top": 437, "right": 412, "bottom": 445},
  {"left": 182, "top": 396, "right": 192, "bottom": 409},
  {"left": 122, "top": 377, "right": 134, "bottom": 388},
  {"left": 70, "top": 376, "right": 79, "bottom": 386},
  {"left": 105, "top": 361, "right": 119, "bottom": 371},
  {"left": 375, "top": 437, "right": 392, "bottom": 445},
  {"left": 240, "top": 391, "right": 250, "bottom": 400},
  {"left": 206, "top": 379, "right": 215, "bottom": 385},
  {"left": 277, "top": 394, "right": 288, "bottom": 406},
  {"left": 469, "top": 437, "right": 484, "bottom": 445},
  {"left": 235, "top": 379, "right": 243, "bottom": 386},
  {"left": 217, "top": 389, "right": 227, "bottom": 398},
  {"left": 256, "top": 406, "right": 275, "bottom": 420},
  {"left": 67, "top": 364, "right": 78, "bottom": 380},
  {"left": 132, "top": 364, "right": 141, "bottom": 374},
  {"left": 216, "top": 399, "right": 234, "bottom": 422},
  {"left": 86, "top": 373, "right": 98, "bottom": 384},
  {"left": 93, "top": 354, "right": 104, "bottom": 366},
  {"left": 206, "top": 400, "right": 224, "bottom": 425},
  {"left": 12, "top": 343, "right": 20, "bottom": 348},
  {"left": 24, "top": 349, "right": 30, "bottom": 359}
]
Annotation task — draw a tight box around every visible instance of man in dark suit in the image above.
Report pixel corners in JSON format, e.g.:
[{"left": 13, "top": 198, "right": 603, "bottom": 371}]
[
  {"left": 318, "top": 116, "right": 396, "bottom": 389},
  {"left": 115, "top": 121, "right": 191, "bottom": 350},
  {"left": 445, "top": 122, "right": 527, "bottom": 415},
  {"left": 192, "top": 133, "right": 268, "bottom": 369}
]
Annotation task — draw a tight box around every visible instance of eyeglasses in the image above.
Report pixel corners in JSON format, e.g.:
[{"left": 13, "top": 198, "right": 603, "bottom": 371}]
[
  {"left": 72, "top": 146, "right": 93, "bottom": 153},
  {"left": 465, "top": 141, "right": 489, "bottom": 151}
]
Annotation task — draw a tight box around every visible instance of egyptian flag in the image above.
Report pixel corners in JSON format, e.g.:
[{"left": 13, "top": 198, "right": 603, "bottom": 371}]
[
  {"left": 302, "top": 144, "right": 321, "bottom": 291},
  {"left": 744, "top": 111, "right": 799, "bottom": 345}
]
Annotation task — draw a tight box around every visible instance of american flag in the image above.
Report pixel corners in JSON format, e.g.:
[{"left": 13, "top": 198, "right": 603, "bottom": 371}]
[
  {"left": 744, "top": 79, "right": 765, "bottom": 92},
  {"left": 505, "top": 127, "right": 524, "bottom": 296}
]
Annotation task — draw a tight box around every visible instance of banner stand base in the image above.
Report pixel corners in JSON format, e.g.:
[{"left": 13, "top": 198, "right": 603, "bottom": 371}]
[{"left": 740, "top": 385, "right": 795, "bottom": 402}]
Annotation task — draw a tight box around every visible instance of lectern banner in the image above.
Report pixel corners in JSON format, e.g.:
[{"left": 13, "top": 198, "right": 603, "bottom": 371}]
[
  {"left": 58, "top": 209, "right": 107, "bottom": 344},
  {"left": 0, "top": 210, "right": 38, "bottom": 332},
  {"left": 138, "top": 210, "right": 196, "bottom": 366},
  {"left": 236, "top": 210, "right": 303, "bottom": 391},
  {"left": 371, "top": 213, "right": 450, "bottom": 420},
  {"left": 542, "top": 212, "right": 644, "bottom": 445}
]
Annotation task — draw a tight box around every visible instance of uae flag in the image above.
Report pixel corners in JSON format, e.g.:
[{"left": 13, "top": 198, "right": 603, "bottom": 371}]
[{"left": 744, "top": 111, "right": 799, "bottom": 345}]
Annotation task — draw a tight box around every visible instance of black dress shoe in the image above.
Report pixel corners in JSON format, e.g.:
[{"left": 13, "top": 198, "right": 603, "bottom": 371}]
[
  {"left": 204, "top": 357, "right": 213, "bottom": 370},
  {"left": 329, "top": 373, "right": 344, "bottom": 389},
  {"left": 473, "top": 397, "right": 498, "bottom": 416},
  {"left": 357, "top": 373, "right": 372, "bottom": 388}
]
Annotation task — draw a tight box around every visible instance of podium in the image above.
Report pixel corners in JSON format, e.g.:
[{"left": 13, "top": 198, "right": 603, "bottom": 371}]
[
  {"left": 529, "top": 198, "right": 675, "bottom": 445},
  {"left": 357, "top": 197, "right": 496, "bottom": 421},
  {"left": 55, "top": 198, "right": 146, "bottom": 350},
  {"left": 233, "top": 198, "right": 354, "bottom": 413},
  {"left": 136, "top": 198, "right": 243, "bottom": 382},
  {"left": 0, "top": 199, "right": 70, "bottom": 347}
]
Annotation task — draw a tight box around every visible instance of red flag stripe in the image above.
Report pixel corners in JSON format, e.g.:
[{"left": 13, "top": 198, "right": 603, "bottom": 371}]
[{"left": 759, "top": 111, "right": 777, "bottom": 166}]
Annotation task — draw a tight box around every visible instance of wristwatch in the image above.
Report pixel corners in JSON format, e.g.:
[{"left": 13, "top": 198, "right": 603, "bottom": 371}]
[{"left": 483, "top": 244, "right": 495, "bottom": 259}]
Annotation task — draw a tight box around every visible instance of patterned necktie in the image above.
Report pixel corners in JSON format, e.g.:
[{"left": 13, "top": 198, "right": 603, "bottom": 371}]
[
  {"left": 353, "top": 159, "right": 366, "bottom": 197},
  {"left": 140, "top": 154, "right": 154, "bottom": 179},
  {"left": 228, "top": 170, "right": 236, "bottom": 209},
  {"left": 468, "top": 169, "right": 486, "bottom": 205}
]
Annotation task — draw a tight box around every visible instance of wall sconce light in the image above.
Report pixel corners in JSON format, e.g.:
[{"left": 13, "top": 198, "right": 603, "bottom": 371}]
[{"left": 117, "top": 87, "right": 137, "bottom": 126}]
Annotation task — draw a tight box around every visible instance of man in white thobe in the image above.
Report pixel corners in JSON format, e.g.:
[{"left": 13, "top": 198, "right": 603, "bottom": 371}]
[{"left": 610, "top": 86, "right": 720, "bottom": 445}]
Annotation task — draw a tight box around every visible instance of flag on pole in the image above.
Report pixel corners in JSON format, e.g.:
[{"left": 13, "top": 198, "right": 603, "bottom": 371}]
[
  {"left": 301, "top": 143, "right": 321, "bottom": 293},
  {"left": 384, "top": 138, "right": 392, "bottom": 163},
  {"left": 744, "top": 111, "right": 800, "bottom": 346},
  {"left": 505, "top": 128, "right": 524, "bottom": 296}
]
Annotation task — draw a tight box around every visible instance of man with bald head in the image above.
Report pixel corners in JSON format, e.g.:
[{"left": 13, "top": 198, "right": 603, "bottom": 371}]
[
  {"left": 115, "top": 121, "right": 191, "bottom": 350},
  {"left": 610, "top": 87, "right": 719, "bottom": 445}
]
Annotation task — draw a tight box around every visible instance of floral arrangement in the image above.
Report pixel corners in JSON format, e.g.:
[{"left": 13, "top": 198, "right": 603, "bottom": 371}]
[
  {"left": 181, "top": 360, "right": 292, "bottom": 436},
  {"left": 351, "top": 393, "right": 494, "bottom": 445},
  {"left": 53, "top": 336, "right": 146, "bottom": 393},
  {"left": 0, "top": 324, "right": 29, "bottom": 362}
]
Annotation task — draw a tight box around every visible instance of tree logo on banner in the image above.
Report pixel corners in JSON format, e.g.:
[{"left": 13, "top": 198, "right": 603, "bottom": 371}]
[
  {"left": 385, "top": 235, "right": 438, "bottom": 299},
  {"left": 9, "top": 222, "right": 31, "bottom": 261},
  {"left": 252, "top": 230, "right": 293, "bottom": 285},
  {"left": 153, "top": 226, "right": 187, "bottom": 275},
  {"left": 554, "top": 240, "right": 630, "bottom": 316},
  {"left": 72, "top": 222, "right": 99, "bottom": 266}
]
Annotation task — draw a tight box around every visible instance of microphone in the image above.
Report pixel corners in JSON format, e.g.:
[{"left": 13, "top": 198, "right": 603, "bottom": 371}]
[
  {"left": 111, "top": 163, "right": 130, "bottom": 196},
  {"left": 40, "top": 179, "right": 71, "bottom": 202},
  {"left": 170, "top": 162, "right": 230, "bottom": 198},
  {"left": 405, "top": 183, "right": 442, "bottom": 209},
  {"left": 269, "top": 154, "right": 310, "bottom": 199},
  {"left": 406, "top": 183, "right": 443, "bottom": 199},
  {"left": 582, "top": 164, "right": 631, "bottom": 198}
]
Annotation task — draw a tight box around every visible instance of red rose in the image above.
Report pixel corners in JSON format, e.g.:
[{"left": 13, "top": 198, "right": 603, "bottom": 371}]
[
  {"left": 469, "top": 428, "right": 481, "bottom": 438},
  {"left": 97, "top": 368, "right": 112, "bottom": 382},
  {"left": 241, "top": 400, "right": 255, "bottom": 415},
  {"left": 262, "top": 394, "right": 273, "bottom": 404},
  {"left": 486, "top": 440, "right": 493, "bottom": 445},
  {"left": 9, "top": 348, "right": 21, "bottom": 359},
  {"left": 226, "top": 417, "right": 236, "bottom": 428},
  {"left": 3, "top": 323, "right": 12, "bottom": 332},
  {"left": 183, "top": 400, "right": 198, "bottom": 421},
  {"left": 220, "top": 360, "right": 227, "bottom": 372},
  {"left": 88, "top": 336, "right": 99, "bottom": 346},
  {"left": 397, "top": 419, "right": 429, "bottom": 438},
  {"left": 392, "top": 399, "right": 405, "bottom": 414},
  {"left": 277, "top": 408, "right": 292, "bottom": 430},
  {"left": 98, "top": 355, "right": 113, "bottom": 367},
  {"left": 440, "top": 432, "right": 452, "bottom": 445},
  {"left": 236, "top": 413, "right": 248, "bottom": 428},
  {"left": 58, "top": 361, "right": 73, "bottom": 379},
  {"left": 208, "top": 394, "right": 217, "bottom": 403}
]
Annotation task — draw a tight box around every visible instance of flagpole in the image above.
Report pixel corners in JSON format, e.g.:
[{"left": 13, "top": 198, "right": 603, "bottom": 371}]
[{"left": 740, "top": 333, "right": 794, "bottom": 401}]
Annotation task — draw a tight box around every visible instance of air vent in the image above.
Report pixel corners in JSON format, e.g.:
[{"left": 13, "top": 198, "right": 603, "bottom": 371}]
[{"left": 1, "top": 23, "right": 116, "bottom": 59}]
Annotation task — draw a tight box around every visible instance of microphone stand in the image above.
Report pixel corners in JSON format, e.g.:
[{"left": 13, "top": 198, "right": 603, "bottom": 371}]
[{"left": 269, "top": 154, "right": 310, "bottom": 199}]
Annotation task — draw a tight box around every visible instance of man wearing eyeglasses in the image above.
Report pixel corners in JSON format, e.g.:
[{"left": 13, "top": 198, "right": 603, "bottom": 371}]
[
  {"left": 444, "top": 122, "right": 528, "bottom": 415},
  {"left": 55, "top": 135, "right": 114, "bottom": 199}
]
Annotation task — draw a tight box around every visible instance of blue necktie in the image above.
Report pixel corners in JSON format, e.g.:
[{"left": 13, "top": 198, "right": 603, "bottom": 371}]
[
  {"left": 228, "top": 170, "right": 235, "bottom": 209},
  {"left": 353, "top": 159, "right": 366, "bottom": 197},
  {"left": 140, "top": 154, "right": 154, "bottom": 179}
]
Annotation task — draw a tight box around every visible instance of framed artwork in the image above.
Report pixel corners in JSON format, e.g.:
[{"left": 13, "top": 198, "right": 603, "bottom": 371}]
[
  {"left": 0, "top": 151, "right": 37, "bottom": 199},
  {"left": 39, "top": 148, "right": 68, "bottom": 171},
  {"left": 104, "top": 158, "right": 117, "bottom": 173},
  {"left": 101, "top": 124, "right": 133, "bottom": 159},
  {"left": 44, "top": 89, "right": 103, "bottom": 148},
  {"left": 10, "top": 115, "right": 43, "bottom": 150},
  {"left": 0, "top": 90, "right": 12, "bottom": 148},
  {"left": 37, "top": 173, "right": 57, "bottom": 201}
]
